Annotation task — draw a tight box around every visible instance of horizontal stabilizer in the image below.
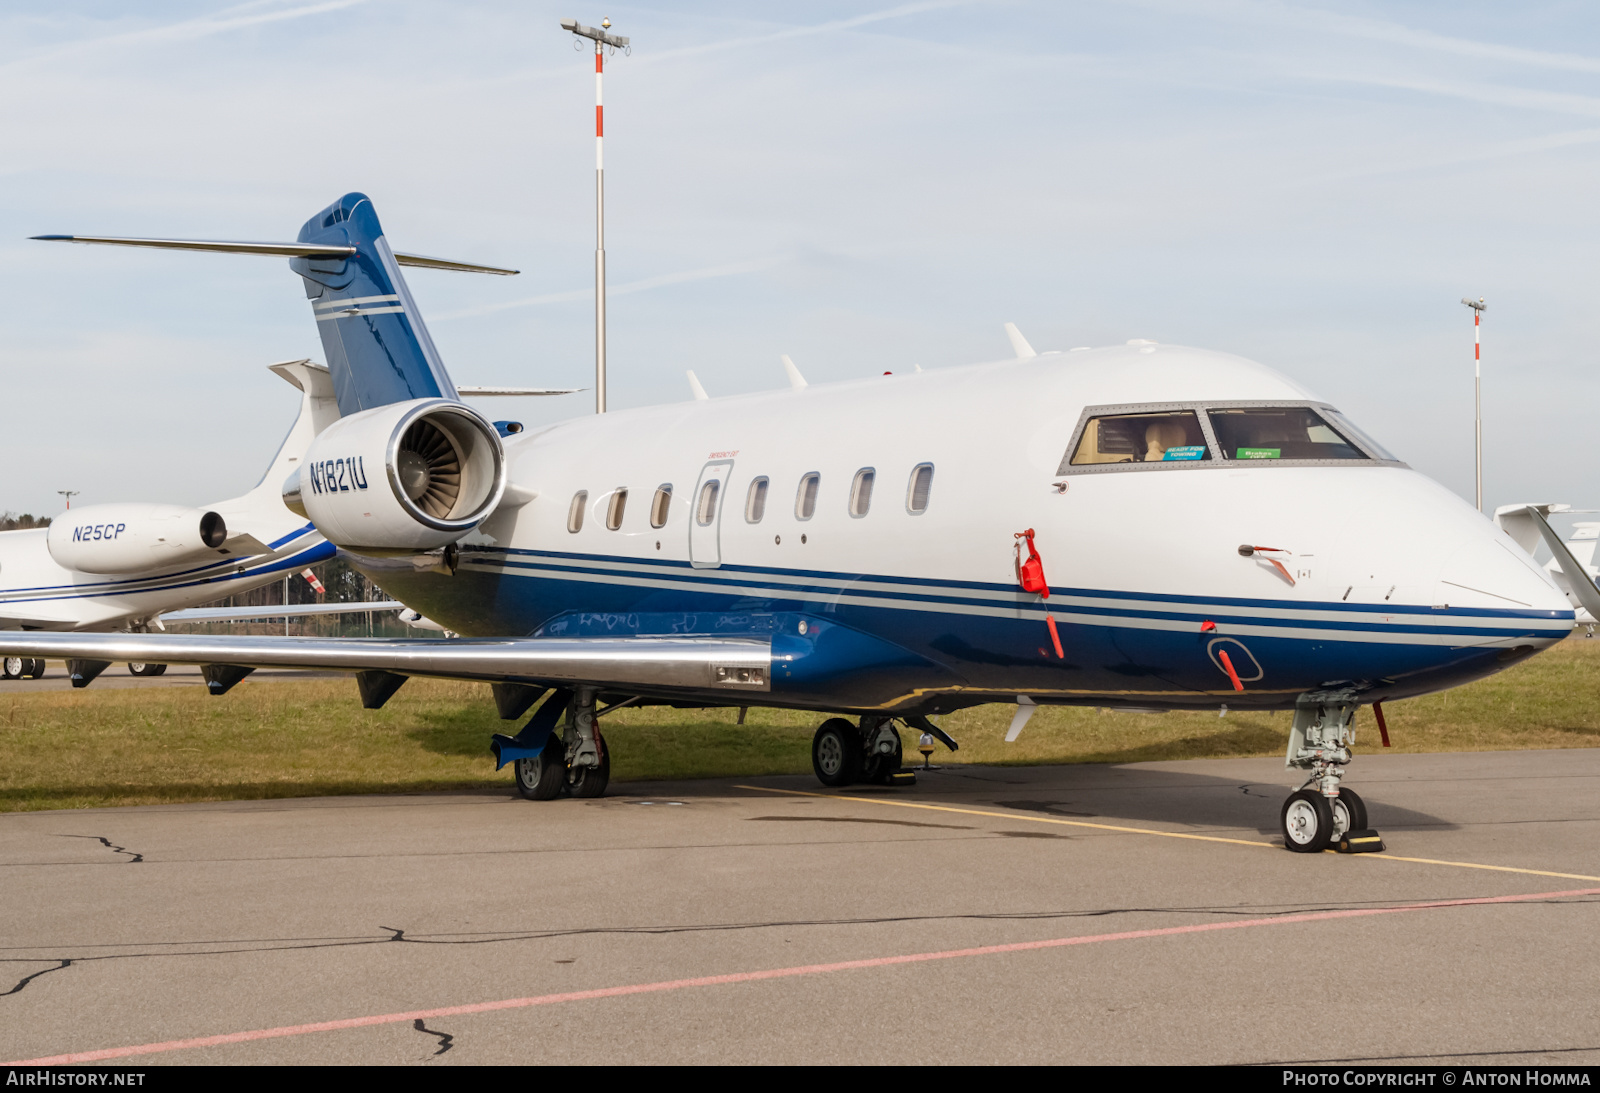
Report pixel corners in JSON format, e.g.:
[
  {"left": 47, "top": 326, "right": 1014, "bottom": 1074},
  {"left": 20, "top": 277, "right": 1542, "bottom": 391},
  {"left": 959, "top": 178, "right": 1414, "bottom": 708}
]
[
  {"left": 457, "top": 386, "right": 582, "bottom": 397},
  {"left": 32, "top": 235, "right": 517, "bottom": 275},
  {"left": 0, "top": 631, "right": 772, "bottom": 693},
  {"left": 159, "top": 600, "right": 404, "bottom": 624}
]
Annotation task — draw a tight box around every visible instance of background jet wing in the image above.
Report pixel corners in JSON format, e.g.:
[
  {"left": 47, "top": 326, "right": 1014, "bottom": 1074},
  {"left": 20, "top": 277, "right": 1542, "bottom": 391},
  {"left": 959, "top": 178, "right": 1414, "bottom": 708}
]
[
  {"left": 0, "top": 631, "right": 772, "bottom": 693},
  {"left": 157, "top": 601, "right": 404, "bottom": 623}
]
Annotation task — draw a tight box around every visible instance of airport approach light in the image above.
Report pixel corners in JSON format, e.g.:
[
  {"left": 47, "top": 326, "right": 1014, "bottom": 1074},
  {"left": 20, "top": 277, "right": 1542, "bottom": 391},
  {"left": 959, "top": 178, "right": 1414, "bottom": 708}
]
[
  {"left": 57, "top": 490, "right": 78, "bottom": 511},
  {"left": 1461, "top": 296, "right": 1487, "bottom": 512},
  {"left": 561, "top": 17, "right": 631, "bottom": 415}
]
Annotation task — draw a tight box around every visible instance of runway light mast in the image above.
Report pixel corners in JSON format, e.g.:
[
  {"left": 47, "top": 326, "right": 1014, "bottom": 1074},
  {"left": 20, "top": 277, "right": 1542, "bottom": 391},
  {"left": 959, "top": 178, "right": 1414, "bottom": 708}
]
[
  {"left": 561, "top": 16, "right": 630, "bottom": 414},
  {"left": 57, "top": 490, "right": 78, "bottom": 510},
  {"left": 1461, "top": 297, "right": 1487, "bottom": 512}
]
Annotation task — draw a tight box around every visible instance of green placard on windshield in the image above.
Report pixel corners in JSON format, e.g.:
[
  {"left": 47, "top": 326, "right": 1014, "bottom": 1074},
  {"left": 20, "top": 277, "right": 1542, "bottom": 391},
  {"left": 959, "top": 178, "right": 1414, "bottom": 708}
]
[{"left": 1236, "top": 447, "right": 1281, "bottom": 460}]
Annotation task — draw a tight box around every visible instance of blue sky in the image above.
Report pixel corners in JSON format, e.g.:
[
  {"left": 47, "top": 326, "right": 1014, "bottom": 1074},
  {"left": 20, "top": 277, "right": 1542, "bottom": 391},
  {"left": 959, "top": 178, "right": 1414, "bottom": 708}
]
[{"left": 2, "top": 1, "right": 1598, "bottom": 520}]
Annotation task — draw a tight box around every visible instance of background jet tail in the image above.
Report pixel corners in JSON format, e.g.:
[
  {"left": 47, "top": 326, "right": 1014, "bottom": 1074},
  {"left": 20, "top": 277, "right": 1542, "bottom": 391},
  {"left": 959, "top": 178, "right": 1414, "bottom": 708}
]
[{"left": 292, "top": 193, "right": 460, "bottom": 417}]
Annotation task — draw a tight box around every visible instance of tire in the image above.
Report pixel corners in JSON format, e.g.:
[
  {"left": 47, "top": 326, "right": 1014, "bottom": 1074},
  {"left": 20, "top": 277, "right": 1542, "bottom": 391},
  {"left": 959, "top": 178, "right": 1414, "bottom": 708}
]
[
  {"left": 24, "top": 659, "right": 44, "bottom": 679},
  {"left": 1281, "top": 789, "right": 1335, "bottom": 853},
  {"left": 513, "top": 736, "right": 567, "bottom": 801},
  {"left": 568, "top": 732, "right": 610, "bottom": 799},
  {"left": 128, "top": 663, "right": 167, "bottom": 677},
  {"left": 1332, "top": 788, "right": 1368, "bottom": 836},
  {"left": 812, "top": 718, "right": 862, "bottom": 787},
  {"left": 1, "top": 657, "right": 20, "bottom": 680}
]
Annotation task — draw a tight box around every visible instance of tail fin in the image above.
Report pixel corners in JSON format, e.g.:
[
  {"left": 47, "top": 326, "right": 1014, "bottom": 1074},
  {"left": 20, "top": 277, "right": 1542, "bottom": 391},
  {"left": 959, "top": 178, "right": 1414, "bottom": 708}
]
[
  {"left": 293, "top": 193, "right": 458, "bottom": 416},
  {"left": 241, "top": 359, "right": 338, "bottom": 504}
]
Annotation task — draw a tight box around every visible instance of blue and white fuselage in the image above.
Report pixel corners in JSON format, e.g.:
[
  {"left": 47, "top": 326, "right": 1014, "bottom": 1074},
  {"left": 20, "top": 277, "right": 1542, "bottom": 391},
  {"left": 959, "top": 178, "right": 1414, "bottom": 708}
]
[{"left": 358, "top": 342, "right": 1572, "bottom": 713}]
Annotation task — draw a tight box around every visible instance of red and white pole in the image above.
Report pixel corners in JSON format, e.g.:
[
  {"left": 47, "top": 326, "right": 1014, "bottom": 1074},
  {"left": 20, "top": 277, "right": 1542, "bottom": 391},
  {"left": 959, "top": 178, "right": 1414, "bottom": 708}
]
[
  {"left": 562, "top": 18, "right": 628, "bottom": 413},
  {"left": 1462, "top": 296, "right": 1486, "bottom": 512},
  {"left": 594, "top": 38, "right": 606, "bottom": 415}
]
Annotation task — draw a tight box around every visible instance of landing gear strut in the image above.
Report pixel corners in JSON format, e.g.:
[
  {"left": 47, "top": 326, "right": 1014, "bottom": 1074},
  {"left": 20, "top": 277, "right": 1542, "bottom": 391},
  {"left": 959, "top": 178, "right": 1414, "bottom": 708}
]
[
  {"left": 506, "top": 687, "right": 610, "bottom": 800},
  {"left": 565, "top": 688, "right": 610, "bottom": 799},
  {"left": 1281, "top": 690, "right": 1379, "bottom": 853},
  {"left": 810, "top": 716, "right": 914, "bottom": 787}
]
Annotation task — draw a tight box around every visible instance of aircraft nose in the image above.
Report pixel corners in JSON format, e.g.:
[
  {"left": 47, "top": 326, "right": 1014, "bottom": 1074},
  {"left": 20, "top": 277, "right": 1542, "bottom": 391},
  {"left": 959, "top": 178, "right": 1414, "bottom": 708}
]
[{"left": 1438, "top": 522, "right": 1573, "bottom": 617}]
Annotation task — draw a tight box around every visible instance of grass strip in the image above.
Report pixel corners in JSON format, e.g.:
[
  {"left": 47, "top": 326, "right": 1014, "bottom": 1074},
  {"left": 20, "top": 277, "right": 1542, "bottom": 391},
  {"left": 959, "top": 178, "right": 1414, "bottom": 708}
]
[{"left": 2, "top": 638, "right": 1599, "bottom": 812}]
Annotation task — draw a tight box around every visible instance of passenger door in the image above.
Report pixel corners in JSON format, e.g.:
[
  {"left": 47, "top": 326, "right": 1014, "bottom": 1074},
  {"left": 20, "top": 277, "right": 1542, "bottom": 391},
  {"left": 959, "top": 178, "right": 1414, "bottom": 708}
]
[{"left": 689, "top": 460, "right": 733, "bottom": 569}]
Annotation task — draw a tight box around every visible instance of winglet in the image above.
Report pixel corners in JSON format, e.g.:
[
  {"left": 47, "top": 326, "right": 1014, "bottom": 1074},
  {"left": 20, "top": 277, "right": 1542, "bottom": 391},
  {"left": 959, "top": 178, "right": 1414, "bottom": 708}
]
[
  {"left": 781, "top": 354, "right": 808, "bottom": 390},
  {"left": 1005, "top": 323, "right": 1037, "bottom": 360},
  {"left": 687, "top": 370, "right": 709, "bottom": 401}
]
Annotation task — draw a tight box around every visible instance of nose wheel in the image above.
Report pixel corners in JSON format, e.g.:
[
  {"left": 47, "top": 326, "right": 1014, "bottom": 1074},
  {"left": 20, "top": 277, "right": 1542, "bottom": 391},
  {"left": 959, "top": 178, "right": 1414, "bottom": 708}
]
[{"left": 1281, "top": 690, "right": 1382, "bottom": 853}]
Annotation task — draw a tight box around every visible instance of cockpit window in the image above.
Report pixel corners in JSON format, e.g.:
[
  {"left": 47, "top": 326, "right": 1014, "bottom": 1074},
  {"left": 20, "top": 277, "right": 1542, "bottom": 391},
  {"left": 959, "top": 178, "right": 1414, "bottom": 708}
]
[
  {"left": 1320, "top": 409, "right": 1397, "bottom": 462},
  {"left": 1207, "top": 407, "right": 1365, "bottom": 461},
  {"left": 1069, "top": 410, "right": 1211, "bottom": 466}
]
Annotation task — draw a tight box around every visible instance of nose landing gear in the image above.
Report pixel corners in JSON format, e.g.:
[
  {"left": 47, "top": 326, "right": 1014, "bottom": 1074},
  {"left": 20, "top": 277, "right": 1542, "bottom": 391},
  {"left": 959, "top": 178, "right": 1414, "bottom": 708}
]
[{"left": 1281, "top": 690, "right": 1383, "bottom": 853}]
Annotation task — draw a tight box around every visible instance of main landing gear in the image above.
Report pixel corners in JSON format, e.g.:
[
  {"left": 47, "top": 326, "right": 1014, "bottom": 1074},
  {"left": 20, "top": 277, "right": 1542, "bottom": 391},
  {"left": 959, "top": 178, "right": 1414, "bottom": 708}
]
[
  {"left": 511, "top": 687, "right": 611, "bottom": 802},
  {"left": 1280, "top": 690, "right": 1382, "bottom": 854},
  {"left": 811, "top": 716, "right": 915, "bottom": 788},
  {"left": 2, "top": 658, "right": 45, "bottom": 680},
  {"left": 128, "top": 663, "right": 167, "bottom": 677}
]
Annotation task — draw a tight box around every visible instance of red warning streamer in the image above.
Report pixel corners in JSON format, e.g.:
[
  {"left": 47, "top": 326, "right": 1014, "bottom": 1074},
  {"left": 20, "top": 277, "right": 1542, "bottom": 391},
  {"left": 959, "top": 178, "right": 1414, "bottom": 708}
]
[
  {"left": 1373, "top": 701, "right": 1391, "bottom": 748},
  {"left": 1217, "top": 649, "right": 1245, "bottom": 692},
  {"left": 1015, "top": 529, "right": 1064, "bottom": 660}
]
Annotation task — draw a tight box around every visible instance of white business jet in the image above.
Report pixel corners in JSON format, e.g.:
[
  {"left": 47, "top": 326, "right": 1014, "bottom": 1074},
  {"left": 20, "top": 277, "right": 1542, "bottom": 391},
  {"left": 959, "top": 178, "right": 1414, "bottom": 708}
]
[
  {"left": 0, "top": 360, "right": 356, "bottom": 681},
  {"left": 5, "top": 193, "right": 1580, "bottom": 857}
]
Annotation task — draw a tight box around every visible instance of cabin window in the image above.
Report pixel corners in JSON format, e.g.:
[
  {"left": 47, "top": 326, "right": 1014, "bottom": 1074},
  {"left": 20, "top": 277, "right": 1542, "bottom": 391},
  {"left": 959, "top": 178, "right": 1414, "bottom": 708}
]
[
  {"left": 1069, "top": 410, "right": 1211, "bottom": 466},
  {"left": 650, "top": 485, "right": 672, "bottom": 528},
  {"left": 746, "top": 477, "right": 769, "bottom": 523},
  {"left": 849, "top": 468, "right": 875, "bottom": 517},
  {"left": 1207, "top": 407, "right": 1365, "bottom": 461},
  {"left": 795, "top": 473, "right": 820, "bottom": 520},
  {"left": 567, "top": 491, "right": 587, "bottom": 533},
  {"left": 606, "top": 488, "right": 627, "bottom": 531},
  {"left": 906, "top": 463, "right": 933, "bottom": 514},
  {"left": 696, "top": 480, "right": 721, "bottom": 526}
]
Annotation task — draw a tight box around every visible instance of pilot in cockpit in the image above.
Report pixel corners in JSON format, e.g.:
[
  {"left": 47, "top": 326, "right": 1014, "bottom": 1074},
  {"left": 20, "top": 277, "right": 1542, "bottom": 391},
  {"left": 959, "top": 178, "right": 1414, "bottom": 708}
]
[{"left": 1143, "top": 420, "right": 1188, "bottom": 462}]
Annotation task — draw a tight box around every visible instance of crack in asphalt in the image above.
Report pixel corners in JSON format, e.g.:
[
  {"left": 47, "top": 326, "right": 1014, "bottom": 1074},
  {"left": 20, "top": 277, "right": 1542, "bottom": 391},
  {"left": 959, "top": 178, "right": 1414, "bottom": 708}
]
[
  {"left": 52, "top": 835, "right": 142, "bottom": 863},
  {"left": 0, "top": 960, "right": 70, "bottom": 998},
  {"left": 7, "top": 895, "right": 1598, "bottom": 999},
  {"left": 413, "top": 1018, "right": 454, "bottom": 1056}
]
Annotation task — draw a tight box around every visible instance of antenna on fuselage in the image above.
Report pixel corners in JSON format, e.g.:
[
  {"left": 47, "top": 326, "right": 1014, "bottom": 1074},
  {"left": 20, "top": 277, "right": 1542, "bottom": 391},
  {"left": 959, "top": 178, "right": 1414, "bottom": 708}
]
[
  {"left": 781, "top": 355, "right": 808, "bottom": 390},
  {"left": 686, "top": 370, "right": 709, "bottom": 400},
  {"left": 1004, "top": 323, "right": 1037, "bottom": 360}
]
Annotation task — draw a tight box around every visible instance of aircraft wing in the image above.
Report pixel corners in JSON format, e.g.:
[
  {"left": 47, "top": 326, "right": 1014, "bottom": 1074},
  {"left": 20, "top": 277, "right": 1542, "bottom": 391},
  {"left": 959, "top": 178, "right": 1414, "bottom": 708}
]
[
  {"left": 158, "top": 601, "right": 404, "bottom": 623},
  {"left": 0, "top": 632, "right": 771, "bottom": 694}
]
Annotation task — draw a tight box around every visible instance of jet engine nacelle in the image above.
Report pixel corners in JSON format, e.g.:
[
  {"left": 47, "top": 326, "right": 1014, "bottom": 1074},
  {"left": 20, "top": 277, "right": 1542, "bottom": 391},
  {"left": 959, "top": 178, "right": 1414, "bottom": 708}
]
[
  {"left": 46, "top": 504, "right": 229, "bottom": 575},
  {"left": 284, "top": 398, "right": 506, "bottom": 553}
]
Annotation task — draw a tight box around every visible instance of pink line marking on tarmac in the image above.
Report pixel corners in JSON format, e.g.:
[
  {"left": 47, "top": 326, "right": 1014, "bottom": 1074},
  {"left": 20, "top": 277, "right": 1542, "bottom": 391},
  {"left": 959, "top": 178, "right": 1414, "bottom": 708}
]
[{"left": 13, "top": 885, "right": 1597, "bottom": 1065}]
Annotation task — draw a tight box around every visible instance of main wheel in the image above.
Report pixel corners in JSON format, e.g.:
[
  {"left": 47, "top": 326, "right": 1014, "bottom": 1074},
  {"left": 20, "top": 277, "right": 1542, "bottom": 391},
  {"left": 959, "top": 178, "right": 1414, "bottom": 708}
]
[
  {"left": 513, "top": 736, "right": 567, "bottom": 801},
  {"left": 812, "top": 718, "right": 862, "bottom": 787},
  {"left": 24, "top": 659, "right": 45, "bottom": 679},
  {"left": 1, "top": 657, "right": 20, "bottom": 680},
  {"left": 128, "top": 663, "right": 167, "bottom": 677},
  {"left": 568, "top": 732, "right": 610, "bottom": 799},
  {"left": 1281, "top": 789, "right": 1335, "bottom": 853},
  {"left": 1332, "top": 787, "right": 1368, "bottom": 836}
]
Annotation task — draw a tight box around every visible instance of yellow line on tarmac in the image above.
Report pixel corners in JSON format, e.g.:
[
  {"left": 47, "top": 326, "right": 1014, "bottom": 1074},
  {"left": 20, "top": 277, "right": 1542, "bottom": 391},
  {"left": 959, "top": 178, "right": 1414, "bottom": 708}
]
[
  {"left": 735, "top": 785, "right": 1275, "bottom": 848},
  {"left": 734, "top": 785, "right": 1600, "bottom": 883}
]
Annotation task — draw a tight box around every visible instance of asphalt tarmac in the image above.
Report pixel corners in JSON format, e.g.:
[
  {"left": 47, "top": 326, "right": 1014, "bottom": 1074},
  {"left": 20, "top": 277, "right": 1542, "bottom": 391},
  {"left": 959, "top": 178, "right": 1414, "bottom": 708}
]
[{"left": 3, "top": 749, "right": 1599, "bottom": 1066}]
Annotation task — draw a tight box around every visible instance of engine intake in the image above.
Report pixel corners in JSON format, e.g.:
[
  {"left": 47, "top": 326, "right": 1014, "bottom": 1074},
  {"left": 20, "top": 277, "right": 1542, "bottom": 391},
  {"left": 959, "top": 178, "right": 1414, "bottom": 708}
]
[{"left": 287, "top": 399, "right": 506, "bottom": 552}]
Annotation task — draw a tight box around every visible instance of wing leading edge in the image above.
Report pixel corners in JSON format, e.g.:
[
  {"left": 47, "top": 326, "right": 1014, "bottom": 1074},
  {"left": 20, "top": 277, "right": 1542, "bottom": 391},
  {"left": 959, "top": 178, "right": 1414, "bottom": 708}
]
[{"left": 0, "top": 632, "right": 771, "bottom": 694}]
